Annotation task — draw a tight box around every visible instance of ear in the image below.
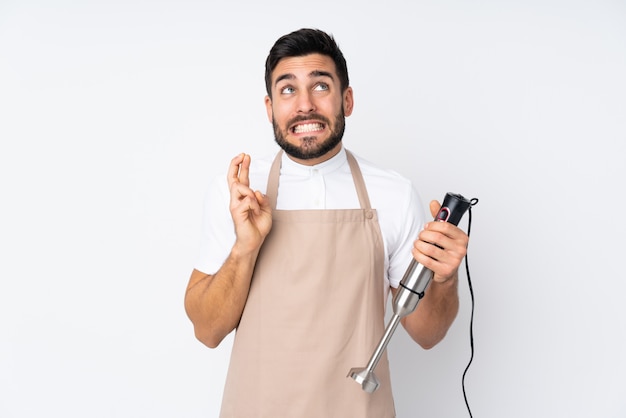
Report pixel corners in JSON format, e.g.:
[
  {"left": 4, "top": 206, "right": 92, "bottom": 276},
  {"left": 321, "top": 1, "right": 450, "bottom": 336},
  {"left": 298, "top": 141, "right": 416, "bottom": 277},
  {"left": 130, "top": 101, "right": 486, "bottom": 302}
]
[
  {"left": 343, "top": 87, "right": 354, "bottom": 117},
  {"left": 264, "top": 95, "right": 273, "bottom": 123}
]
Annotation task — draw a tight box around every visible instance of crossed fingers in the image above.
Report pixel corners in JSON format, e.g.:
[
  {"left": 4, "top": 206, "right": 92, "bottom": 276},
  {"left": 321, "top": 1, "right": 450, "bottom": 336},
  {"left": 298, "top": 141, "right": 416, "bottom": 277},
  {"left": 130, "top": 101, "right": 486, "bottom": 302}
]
[
  {"left": 227, "top": 153, "right": 267, "bottom": 219},
  {"left": 228, "top": 153, "right": 250, "bottom": 189}
]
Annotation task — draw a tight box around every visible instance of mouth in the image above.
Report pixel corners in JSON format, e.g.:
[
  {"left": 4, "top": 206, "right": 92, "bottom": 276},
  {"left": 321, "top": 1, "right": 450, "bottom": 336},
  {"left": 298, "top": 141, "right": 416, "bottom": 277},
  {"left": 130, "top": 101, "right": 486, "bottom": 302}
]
[{"left": 291, "top": 122, "right": 325, "bottom": 134}]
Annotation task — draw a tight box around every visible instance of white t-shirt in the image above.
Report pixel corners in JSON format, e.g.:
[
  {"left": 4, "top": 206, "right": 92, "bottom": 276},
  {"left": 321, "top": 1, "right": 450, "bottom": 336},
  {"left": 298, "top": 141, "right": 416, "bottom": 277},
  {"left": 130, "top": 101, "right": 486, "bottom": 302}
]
[{"left": 194, "top": 147, "right": 426, "bottom": 291}]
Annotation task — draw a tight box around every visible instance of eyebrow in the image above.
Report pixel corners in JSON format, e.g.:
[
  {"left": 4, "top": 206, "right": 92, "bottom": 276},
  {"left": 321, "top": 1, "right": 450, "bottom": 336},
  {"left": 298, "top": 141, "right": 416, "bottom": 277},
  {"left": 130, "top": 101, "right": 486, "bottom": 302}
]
[{"left": 274, "top": 70, "right": 335, "bottom": 87}]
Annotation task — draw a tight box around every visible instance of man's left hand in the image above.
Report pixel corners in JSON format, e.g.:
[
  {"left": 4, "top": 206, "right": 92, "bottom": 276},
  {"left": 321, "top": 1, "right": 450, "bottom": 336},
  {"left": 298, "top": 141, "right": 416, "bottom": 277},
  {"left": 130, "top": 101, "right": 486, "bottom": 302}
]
[{"left": 411, "top": 200, "right": 469, "bottom": 283}]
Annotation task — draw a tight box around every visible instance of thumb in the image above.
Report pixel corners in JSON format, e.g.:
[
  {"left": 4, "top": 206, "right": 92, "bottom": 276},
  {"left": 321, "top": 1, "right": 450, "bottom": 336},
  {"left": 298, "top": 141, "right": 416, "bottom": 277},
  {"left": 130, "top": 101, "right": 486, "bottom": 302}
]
[
  {"left": 429, "top": 200, "right": 441, "bottom": 219},
  {"left": 255, "top": 190, "right": 271, "bottom": 209}
]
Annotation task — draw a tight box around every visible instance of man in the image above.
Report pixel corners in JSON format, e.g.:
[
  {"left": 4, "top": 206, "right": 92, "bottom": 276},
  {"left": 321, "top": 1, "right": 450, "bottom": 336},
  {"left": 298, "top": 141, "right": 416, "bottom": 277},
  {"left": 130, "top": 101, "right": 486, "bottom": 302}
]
[{"left": 185, "top": 28, "right": 469, "bottom": 417}]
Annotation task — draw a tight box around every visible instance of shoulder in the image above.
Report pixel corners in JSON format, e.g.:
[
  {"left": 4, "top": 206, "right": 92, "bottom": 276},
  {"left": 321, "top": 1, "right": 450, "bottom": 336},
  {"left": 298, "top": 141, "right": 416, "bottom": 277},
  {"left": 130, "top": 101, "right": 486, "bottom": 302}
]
[
  {"left": 348, "top": 149, "right": 425, "bottom": 224},
  {"left": 249, "top": 151, "right": 276, "bottom": 175},
  {"left": 247, "top": 152, "right": 276, "bottom": 193},
  {"left": 349, "top": 151, "right": 414, "bottom": 194}
]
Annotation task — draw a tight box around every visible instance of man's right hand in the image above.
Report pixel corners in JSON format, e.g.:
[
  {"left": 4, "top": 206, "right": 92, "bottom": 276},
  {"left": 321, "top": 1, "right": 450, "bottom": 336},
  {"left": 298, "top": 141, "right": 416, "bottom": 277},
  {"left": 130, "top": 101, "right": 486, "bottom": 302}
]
[
  {"left": 184, "top": 154, "right": 272, "bottom": 348},
  {"left": 227, "top": 153, "right": 273, "bottom": 253}
]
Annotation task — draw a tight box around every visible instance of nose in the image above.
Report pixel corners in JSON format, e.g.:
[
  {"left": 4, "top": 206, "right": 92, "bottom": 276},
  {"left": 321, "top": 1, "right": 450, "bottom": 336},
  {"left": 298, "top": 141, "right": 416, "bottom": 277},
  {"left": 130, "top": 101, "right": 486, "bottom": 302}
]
[{"left": 296, "top": 91, "right": 316, "bottom": 113}]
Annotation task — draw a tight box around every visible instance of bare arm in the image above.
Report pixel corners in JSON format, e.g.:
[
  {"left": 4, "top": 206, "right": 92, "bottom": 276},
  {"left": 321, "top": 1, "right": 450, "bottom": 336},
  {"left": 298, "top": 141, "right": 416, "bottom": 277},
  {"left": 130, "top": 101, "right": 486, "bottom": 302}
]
[
  {"left": 184, "top": 153, "right": 272, "bottom": 348},
  {"left": 394, "top": 200, "right": 468, "bottom": 349}
]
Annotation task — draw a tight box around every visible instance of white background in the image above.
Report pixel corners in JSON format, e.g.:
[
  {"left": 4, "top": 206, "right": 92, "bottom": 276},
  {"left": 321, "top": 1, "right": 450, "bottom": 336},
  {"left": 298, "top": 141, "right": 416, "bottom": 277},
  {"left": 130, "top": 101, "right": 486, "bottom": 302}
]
[{"left": 1, "top": 0, "right": 625, "bottom": 417}]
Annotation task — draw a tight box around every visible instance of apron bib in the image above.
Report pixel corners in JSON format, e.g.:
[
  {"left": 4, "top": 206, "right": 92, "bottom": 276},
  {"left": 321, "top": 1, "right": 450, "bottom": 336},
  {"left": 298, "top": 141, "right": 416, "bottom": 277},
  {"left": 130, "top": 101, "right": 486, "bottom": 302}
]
[{"left": 220, "top": 150, "right": 395, "bottom": 417}]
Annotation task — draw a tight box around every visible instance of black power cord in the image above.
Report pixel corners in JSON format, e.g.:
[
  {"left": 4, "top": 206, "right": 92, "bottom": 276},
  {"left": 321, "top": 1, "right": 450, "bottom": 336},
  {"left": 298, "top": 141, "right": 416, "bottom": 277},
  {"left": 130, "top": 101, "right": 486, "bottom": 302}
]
[{"left": 461, "top": 198, "right": 479, "bottom": 417}]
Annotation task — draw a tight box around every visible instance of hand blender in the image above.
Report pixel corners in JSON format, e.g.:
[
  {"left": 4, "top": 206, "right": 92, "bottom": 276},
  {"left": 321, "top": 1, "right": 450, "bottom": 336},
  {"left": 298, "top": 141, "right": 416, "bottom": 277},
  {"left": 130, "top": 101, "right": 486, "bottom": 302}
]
[{"left": 348, "top": 192, "right": 474, "bottom": 393}]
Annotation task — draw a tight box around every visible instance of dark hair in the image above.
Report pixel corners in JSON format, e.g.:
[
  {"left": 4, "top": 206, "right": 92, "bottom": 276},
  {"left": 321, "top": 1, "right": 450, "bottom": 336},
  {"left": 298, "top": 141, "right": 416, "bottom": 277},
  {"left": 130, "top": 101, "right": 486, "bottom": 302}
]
[{"left": 264, "top": 28, "right": 349, "bottom": 98}]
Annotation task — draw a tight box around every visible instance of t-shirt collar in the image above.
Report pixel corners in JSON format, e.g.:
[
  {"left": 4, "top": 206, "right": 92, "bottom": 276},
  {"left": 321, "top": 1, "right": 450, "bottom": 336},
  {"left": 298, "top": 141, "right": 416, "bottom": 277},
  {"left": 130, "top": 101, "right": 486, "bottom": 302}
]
[{"left": 280, "top": 146, "right": 347, "bottom": 177}]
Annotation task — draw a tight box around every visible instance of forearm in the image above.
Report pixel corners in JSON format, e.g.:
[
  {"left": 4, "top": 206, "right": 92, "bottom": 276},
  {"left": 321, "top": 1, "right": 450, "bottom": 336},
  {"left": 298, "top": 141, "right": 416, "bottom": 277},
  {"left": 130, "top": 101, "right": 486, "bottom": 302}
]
[
  {"left": 184, "top": 243, "right": 260, "bottom": 348},
  {"left": 399, "top": 273, "right": 459, "bottom": 349},
  {"left": 186, "top": 153, "right": 273, "bottom": 348}
]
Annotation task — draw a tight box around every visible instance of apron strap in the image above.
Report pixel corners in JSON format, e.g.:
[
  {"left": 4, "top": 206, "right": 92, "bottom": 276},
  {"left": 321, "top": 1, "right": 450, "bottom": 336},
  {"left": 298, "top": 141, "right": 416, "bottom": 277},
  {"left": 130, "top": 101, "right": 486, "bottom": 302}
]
[
  {"left": 345, "top": 150, "right": 372, "bottom": 210},
  {"left": 267, "top": 151, "right": 282, "bottom": 210},
  {"left": 266, "top": 149, "right": 372, "bottom": 210}
]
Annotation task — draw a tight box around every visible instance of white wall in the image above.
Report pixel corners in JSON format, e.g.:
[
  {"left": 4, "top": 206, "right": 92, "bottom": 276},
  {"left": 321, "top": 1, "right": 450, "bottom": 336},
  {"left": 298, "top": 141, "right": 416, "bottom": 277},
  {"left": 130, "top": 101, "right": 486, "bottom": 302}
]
[{"left": 1, "top": 0, "right": 625, "bottom": 417}]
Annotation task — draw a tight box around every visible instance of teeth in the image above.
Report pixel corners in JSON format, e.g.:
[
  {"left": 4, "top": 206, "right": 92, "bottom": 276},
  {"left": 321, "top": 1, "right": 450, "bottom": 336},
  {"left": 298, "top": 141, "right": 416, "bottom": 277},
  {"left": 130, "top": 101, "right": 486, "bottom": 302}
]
[{"left": 294, "top": 123, "right": 323, "bottom": 134}]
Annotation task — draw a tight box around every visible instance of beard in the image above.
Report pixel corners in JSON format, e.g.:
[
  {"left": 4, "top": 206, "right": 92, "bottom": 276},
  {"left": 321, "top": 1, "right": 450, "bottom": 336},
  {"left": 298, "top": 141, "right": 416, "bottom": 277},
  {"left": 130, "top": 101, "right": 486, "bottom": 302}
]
[{"left": 272, "top": 110, "right": 346, "bottom": 160}]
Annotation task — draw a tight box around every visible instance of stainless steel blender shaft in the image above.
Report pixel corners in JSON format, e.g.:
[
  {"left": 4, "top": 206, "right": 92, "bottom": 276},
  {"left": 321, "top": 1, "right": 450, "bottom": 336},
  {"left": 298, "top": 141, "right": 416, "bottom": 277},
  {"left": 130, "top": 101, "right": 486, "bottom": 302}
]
[
  {"left": 348, "top": 193, "right": 473, "bottom": 393},
  {"left": 347, "top": 314, "right": 401, "bottom": 393},
  {"left": 348, "top": 260, "right": 433, "bottom": 392}
]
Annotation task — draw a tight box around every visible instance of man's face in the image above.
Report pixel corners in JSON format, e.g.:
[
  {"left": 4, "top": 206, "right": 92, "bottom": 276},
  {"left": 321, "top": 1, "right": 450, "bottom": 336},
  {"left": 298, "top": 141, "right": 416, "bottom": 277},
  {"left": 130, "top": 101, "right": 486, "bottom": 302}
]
[{"left": 265, "top": 53, "right": 353, "bottom": 166}]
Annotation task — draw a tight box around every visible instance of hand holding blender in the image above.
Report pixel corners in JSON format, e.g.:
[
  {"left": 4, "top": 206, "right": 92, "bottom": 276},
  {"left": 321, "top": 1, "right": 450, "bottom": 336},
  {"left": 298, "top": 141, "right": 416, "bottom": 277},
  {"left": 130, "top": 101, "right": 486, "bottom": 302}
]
[{"left": 348, "top": 193, "right": 474, "bottom": 393}]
